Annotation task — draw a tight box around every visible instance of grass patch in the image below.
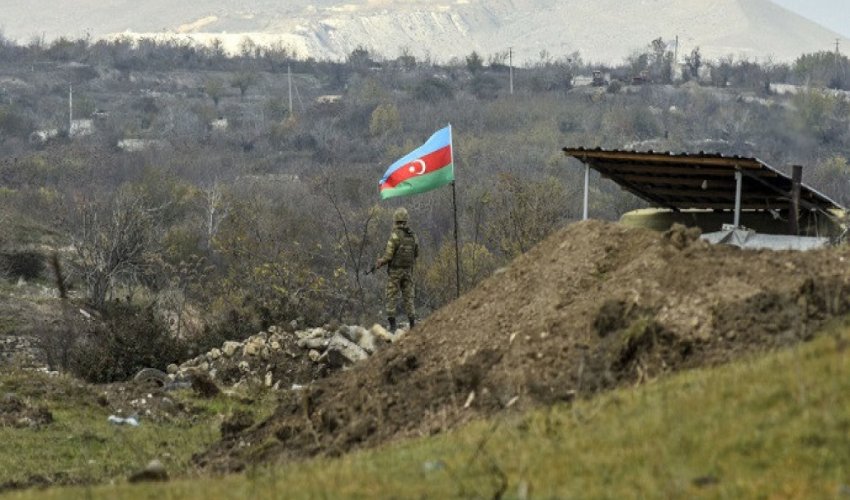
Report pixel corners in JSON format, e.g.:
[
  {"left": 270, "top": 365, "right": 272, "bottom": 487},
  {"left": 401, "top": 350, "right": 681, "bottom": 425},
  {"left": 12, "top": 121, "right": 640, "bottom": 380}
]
[
  {"left": 0, "top": 371, "right": 277, "bottom": 491},
  {"left": 9, "top": 317, "right": 850, "bottom": 499}
]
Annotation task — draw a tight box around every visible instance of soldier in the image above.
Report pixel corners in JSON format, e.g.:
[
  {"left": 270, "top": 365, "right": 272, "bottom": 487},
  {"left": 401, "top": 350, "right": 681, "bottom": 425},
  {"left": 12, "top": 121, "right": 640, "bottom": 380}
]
[{"left": 375, "top": 207, "right": 419, "bottom": 331}]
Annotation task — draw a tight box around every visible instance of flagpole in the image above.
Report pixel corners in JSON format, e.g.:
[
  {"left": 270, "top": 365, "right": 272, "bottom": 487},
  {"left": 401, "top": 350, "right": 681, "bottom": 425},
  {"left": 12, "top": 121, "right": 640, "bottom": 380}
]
[
  {"left": 451, "top": 180, "right": 461, "bottom": 299},
  {"left": 448, "top": 124, "right": 461, "bottom": 299}
]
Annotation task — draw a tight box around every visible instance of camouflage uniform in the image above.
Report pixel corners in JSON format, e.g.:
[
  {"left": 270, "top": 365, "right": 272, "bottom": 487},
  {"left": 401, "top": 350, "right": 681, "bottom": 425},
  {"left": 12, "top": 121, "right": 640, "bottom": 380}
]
[{"left": 376, "top": 208, "right": 418, "bottom": 329}]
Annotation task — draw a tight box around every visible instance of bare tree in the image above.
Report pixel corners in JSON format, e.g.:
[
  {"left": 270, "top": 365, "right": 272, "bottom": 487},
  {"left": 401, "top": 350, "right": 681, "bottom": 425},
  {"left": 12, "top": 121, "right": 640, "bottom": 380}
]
[{"left": 72, "top": 188, "right": 160, "bottom": 309}]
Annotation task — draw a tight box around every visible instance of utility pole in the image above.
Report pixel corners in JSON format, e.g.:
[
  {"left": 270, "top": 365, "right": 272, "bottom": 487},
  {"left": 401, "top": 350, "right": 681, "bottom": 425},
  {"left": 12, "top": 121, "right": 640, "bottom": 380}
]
[
  {"left": 68, "top": 85, "right": 73, "bottom": 133},
  {"left": 287, "top": 64, "right": 293, "bottom": 118},
  {"left": 674, "top": 35, "right": 679, "bottom": 62},
  {"left": 509, "top": 47, "right": 514, "bottom": 95}
]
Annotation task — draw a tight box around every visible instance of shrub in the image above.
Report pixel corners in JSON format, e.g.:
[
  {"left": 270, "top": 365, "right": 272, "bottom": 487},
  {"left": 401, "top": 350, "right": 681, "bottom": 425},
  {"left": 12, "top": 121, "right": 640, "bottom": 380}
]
[
  {"left": 68, "top": 303, "right": 188, "bottom": 383},
  {"left": 0, "top": 250, "right": 45, "bottom": 280}
]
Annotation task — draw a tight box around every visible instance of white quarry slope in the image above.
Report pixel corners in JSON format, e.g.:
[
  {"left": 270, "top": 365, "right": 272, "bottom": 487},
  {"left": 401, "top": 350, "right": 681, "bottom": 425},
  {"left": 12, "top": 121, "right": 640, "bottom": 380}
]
[{"left": 3, "top": 0, "right": 846, "bottom": 63}]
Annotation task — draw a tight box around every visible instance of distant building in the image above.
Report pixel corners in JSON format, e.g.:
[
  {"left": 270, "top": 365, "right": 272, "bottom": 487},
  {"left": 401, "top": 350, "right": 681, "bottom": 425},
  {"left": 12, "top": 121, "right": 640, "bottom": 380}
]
[
  {"left": 316, "top": 95, "right": 342, "bottom": 105},
  {"left": 211, "top": 117, "right": 229, "bottom": 131},
  {"left": 70, "top": 119, "right": 94, "bottom": 138},
  {"left": 29, "top": 128, "right": 59, "bottom": 145},
  {"left": 117, "top": 138, "right": 166, "bottom": 152}
]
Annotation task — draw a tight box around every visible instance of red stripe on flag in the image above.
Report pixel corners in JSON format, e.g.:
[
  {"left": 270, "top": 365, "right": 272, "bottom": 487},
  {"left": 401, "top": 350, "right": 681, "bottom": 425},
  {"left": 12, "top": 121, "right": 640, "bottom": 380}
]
[{"left": 381, "top": 145, "right": 452, "bottom": 190}]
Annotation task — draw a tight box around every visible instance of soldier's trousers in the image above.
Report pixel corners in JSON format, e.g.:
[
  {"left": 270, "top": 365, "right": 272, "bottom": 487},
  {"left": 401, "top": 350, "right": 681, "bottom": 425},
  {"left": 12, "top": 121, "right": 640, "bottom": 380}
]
[{"left": 385, "top": 267, "right": 415, "bottom": 319}]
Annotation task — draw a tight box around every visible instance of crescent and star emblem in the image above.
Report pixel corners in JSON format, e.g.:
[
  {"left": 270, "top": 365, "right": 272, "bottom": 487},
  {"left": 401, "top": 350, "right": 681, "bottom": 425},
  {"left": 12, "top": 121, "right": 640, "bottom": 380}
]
[{"left": 407, "top": 159, "right": 427, "bottom": 175}]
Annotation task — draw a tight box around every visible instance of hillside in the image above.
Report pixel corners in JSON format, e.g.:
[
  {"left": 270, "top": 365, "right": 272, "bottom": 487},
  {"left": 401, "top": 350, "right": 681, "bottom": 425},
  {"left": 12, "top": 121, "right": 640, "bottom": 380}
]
[
  {"left": 3, "top": 0, "right": 846, "bottom": 63},
  {"left": 5, "top": 227, "right": 850, "bottom": 497},
  {"left": 194, "top": 221, "right": 850, "bottom": 471}
]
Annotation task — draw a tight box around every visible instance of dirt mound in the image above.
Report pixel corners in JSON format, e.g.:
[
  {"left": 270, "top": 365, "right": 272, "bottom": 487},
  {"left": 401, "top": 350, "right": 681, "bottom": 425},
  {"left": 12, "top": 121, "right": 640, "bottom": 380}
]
[{"left": 197, "top": 221, "right": 850, "bottom": 471}]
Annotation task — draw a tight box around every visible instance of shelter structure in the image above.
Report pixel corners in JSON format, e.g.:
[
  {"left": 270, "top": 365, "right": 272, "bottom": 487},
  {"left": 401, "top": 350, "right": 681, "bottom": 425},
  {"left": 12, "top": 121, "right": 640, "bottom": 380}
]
[{"left": 563, "top": 148, "right": 847, "bottom": 250}]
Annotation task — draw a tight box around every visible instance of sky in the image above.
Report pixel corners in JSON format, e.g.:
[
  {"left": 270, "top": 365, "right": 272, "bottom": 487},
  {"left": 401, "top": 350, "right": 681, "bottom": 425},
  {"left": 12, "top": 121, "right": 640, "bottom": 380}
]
[{"left": 772, "top": 0, "right": 850, "bottom": 38}]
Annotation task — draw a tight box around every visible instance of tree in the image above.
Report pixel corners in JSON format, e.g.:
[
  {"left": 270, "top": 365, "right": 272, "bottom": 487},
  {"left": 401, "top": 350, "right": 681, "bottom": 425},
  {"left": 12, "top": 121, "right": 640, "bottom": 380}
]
[
  {"left": 369, "top": 103, "right": 401, "bottom": 137},
  {"left": 230, "top": 72, "right": 258, "bottom": 99},
  {"left": 204, "top": 79, "right": 226, "bottom": 107},
  {"left": 71, "top": 187, "right": 161, "bottom": 310},
  {"left": 685, "top": 47, "right": 702, "bottom": 79},
  {"left": 466, "top": 51, "right": 484, "bottom": 74}
]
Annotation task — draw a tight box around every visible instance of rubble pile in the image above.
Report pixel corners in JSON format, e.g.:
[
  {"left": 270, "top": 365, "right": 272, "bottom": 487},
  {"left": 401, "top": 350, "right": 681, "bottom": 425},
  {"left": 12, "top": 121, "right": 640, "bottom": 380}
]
[{"left": 170, "top": 323, "right": 404, "bottom": 391}]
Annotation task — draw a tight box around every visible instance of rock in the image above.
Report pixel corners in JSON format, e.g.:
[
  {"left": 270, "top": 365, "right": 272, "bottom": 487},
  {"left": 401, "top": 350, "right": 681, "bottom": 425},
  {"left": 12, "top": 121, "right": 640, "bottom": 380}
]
[
  {"left": 289, "top": 319, "right": 299, "bottom": 331},
  {"left": 269, "top": 341, "right": 281, "bottom": 351},
  {"left": 325, "top": 334, "right": 369, "bottom": 368},
  {"left": 243, "top": 341, "right": 263, "bottom": 357},
  {"left": 392, "top": 329, "right": 408, "bottom": 343},
  {"left": 268, "top": 325, "right": 278, "bottom": 334},
  {"left": 208, "top": 348, "right": 222, "bottom": 360},
  {"left": 294, "top": 328, "right": 315, "bottom": 340},
  {"left": 308, "top": 350, "right": 321, "bottom": 362},
  {"left": 297, "top": 337, "right": 329, "bottom": 350},
  {"left": 199, "top": 361, "right": 210, "bottom": 372},
  {"left": 357, "top": 330, "right": 378, "bottom": 354},
  {"left": 238, "top": 361, "right": 250, "bottom": 372},
  {"left": 264, "top": 372, "right": 273, "bottom": 387},
  {"left": 166, "top": 364, "right": 178, "bottom": 375},
  {"left": 222, "top": 341, "right": 241, "bottom": 357},
  {"left": 128, "top": 459, "right": 169, "bottom": 483},
  {"left": 371, "top": 324, "right": 393, "bottom": 342},
  {"left": 337, "top": 325, "right": 354, "bottom": 341}
]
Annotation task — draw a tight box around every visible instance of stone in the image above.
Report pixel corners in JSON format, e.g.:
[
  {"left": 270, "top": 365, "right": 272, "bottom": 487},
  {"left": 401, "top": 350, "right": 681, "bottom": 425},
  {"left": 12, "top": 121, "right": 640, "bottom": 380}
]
[
  {"left": 297, "top": 337, "right": 328, "bottom": 350},
  {"left": 325, "top": 333, "right": 369, "bottom": 368},
  {"left": 222, "top": 341, "right": 241, "bottom": 357},
  {"left": 337, "top": 325, "right": 353, "bottom": 340},
  {"left": 371, "top": 324, "right": 393, "bottom": 342},
  {"left": 264, "top": 372, "right": 273, "bottom": 387},
  {"left": 166, "top": 364, "right": 178, "bottom": 375},
  {"left": 270, "top": 341, "right": 281, "bottom": 351},
  {"left": 308, "top": 349, "right": 321, "bottom": 362},
  {"left": 238, "top": 360, "right": 250, "bottom": 372},
  {"left": 268, "top": 325, "right": 278, "bottom": 334},
  {"left": 199, "top": 361, "right": 209, "bottom": 372},
  {"left": 208, "top": 348, "right": 222, "bottom": 360},
  {"left": 128, "top": 459, "right": 169, "bottom": 483},
  {"left": 243, "top": 341, "right": 262, "bottom": 357},
  {"left": 357, "top": 330, "right": 377, "bottom": 354}
]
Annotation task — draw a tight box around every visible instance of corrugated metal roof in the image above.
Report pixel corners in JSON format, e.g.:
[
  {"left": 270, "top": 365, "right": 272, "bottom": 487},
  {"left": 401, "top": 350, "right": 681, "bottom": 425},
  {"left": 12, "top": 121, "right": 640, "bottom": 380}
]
[{"left": 563, "top": 148, "right": 845, "bottom": 213}]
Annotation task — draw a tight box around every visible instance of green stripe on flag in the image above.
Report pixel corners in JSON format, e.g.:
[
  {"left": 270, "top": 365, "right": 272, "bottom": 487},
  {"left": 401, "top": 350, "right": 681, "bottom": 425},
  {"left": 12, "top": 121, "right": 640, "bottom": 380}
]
[{"left": 380, "top": 164, "right": 454, "bottom": 200}]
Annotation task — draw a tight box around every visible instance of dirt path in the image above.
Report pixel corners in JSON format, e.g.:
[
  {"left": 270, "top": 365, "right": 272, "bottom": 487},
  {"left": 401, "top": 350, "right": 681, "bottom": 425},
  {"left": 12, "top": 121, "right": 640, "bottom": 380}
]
[{"left": 197, "top": 221, "right": 850, "bottom": 471}]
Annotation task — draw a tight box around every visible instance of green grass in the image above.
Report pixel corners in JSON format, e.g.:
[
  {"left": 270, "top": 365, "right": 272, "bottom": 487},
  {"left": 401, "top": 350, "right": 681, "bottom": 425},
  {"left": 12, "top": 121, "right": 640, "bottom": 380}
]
[
  {"left": 0, "top": 372, "right": 277, "bottom": 491},
  {"left": 8, "top": 317, "right": 850, "bottom": 499}
]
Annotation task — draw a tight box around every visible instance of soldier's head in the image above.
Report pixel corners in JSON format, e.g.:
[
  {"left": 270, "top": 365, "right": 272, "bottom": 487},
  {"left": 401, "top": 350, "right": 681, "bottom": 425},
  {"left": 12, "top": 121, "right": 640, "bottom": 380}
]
[{"left": 393, "top": 207, "right": 409, "bottom": 225}]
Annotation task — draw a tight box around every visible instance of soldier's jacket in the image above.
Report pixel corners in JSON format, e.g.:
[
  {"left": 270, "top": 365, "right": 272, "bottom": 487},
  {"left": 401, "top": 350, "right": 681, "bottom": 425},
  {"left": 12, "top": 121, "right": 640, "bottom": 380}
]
[{"left": 381, "top": 223, "right": 419, "bottom": 269}]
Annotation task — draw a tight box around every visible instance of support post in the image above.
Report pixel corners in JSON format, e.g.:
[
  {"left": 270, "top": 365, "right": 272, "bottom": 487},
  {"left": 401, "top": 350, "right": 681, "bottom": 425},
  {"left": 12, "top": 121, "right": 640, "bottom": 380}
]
[
  {"left": 451, "top": 181, "right": 461, "bottom": 299},
  {"left": 288, "top": 65, "right": 293, "bottom": 117},
  {"left": 582, "top": 163, "right": 590, "bottom": 220},
  {"left": 509, "top": 47, "right": 514, "bottom": 95},
  {"left": 790, "top": 165, "right": 802, "bottom": 235},
  {"left": 733, "top": 168, "right": 743, "bottom": 228}
]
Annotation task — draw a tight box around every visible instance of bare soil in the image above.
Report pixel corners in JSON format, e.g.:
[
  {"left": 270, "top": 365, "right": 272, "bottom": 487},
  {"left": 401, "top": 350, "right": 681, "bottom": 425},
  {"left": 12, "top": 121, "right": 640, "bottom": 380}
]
[{"left": 196, "top": 221, "right": 850, "bottom": 471}]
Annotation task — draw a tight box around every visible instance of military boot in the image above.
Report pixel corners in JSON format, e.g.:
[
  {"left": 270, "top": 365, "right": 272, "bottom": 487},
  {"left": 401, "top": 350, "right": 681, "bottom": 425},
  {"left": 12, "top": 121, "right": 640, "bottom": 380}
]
[{"left": 387, "top": 317, "right": 397, "bottom": 331}]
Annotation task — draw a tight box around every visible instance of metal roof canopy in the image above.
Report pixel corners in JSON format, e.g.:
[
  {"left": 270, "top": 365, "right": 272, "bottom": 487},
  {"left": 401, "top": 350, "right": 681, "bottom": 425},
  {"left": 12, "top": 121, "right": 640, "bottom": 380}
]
[{"left": 563, "top": 148, "right": 845, "bottom": 223}]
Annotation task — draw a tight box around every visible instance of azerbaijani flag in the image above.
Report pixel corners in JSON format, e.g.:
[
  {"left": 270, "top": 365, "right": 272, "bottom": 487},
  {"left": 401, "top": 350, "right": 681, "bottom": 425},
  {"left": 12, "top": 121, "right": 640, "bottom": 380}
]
[{"left": 379, "top": 125, "right": 454, "bottom": 200}]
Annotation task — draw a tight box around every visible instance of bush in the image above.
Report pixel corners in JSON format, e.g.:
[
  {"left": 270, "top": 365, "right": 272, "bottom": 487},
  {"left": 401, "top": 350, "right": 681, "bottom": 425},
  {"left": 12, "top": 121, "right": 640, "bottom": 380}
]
[
  {"left": 68, "top": 303, "right": 188, "bottom": 383},
  {"left": 0, "top": 250, "right": 45, "bottom": 280}
]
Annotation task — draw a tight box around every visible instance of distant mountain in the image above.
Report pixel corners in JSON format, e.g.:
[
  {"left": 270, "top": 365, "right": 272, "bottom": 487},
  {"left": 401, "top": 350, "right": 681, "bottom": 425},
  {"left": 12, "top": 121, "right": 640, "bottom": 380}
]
[{"left": 3, "top": 0, "right": 846, "bottom": 64}]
